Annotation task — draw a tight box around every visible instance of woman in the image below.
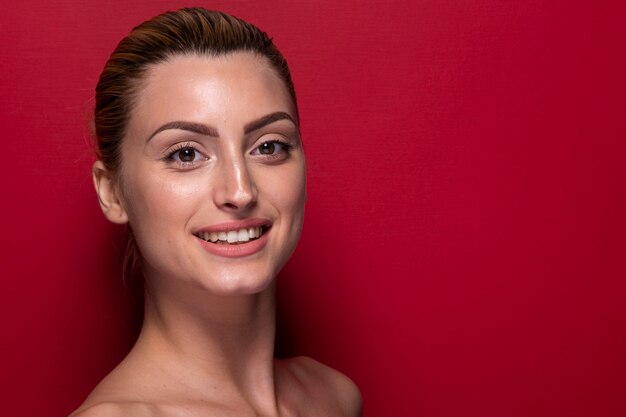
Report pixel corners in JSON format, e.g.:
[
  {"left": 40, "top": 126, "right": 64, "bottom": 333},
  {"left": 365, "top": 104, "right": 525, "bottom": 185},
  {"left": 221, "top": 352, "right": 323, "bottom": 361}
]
[{"left": 71, "top": 8, "right": 361, "bottom": 417}]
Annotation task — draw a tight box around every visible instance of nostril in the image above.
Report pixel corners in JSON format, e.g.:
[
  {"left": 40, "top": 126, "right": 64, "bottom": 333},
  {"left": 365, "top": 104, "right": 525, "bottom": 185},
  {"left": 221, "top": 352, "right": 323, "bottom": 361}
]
[{"left": 214, "top": 174, "right": 257, "bottom": 210}]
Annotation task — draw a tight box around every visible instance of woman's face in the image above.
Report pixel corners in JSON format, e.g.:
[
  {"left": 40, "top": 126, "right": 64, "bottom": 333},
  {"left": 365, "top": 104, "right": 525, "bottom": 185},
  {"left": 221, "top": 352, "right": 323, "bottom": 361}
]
[{"left": 115, "top": 52, "right": 305, "bottom": 296}]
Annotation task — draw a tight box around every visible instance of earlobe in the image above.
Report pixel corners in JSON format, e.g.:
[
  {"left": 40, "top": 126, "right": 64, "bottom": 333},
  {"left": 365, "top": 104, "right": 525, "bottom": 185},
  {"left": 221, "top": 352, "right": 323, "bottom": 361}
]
[{"left": 92, "top": 160, "right": 129, "bottom": 224}]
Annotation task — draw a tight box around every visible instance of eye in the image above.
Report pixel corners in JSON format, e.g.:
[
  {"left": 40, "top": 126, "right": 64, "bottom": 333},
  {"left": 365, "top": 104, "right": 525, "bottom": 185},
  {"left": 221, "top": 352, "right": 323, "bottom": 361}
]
[
  {"left": 173, "top": 147, "right": 200, "bottom": 163},
  {"left": 252, "top": 140, "right": 292, "bottom": 158},
  {"left": 164, "top": 144, "right": 207, "bottom": 168},
  {"left": 259, "top": 142, "right": 277, "bottom": 155}
]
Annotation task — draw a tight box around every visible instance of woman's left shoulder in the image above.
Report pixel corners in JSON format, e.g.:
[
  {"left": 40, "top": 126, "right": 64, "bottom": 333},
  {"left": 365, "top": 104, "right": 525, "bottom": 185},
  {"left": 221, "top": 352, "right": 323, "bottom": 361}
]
[{"left": 278, "top": 356, "right": 362, "bottom": 416}]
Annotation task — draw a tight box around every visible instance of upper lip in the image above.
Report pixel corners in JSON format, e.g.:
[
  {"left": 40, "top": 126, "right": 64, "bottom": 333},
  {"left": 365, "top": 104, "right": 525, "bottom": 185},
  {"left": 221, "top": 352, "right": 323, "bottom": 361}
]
[{"left": 194, "top": 218, "right": 272, "bottom": 234}]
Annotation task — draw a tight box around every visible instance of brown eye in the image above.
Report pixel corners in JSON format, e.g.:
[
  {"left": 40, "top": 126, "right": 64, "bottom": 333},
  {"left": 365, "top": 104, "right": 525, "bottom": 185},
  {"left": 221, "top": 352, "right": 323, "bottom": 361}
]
[
  {"left": 259, "top": 142, "right": 276, "bottom": 155},
  {"left": 165, "top": 145, "right": 205, "bottom": 167},
  {"left": 177, "top": 147, "right": 196, "bottom": 162},
  {"left": 252, "top": 141, "right": 292, "bottom": 159}
]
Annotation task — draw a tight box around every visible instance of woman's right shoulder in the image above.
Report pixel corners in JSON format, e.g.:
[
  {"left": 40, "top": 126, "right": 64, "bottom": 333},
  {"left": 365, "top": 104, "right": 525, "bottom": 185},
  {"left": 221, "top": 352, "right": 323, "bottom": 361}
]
[{"left": 69, "top": 401, "right": 158, "bottom": 417}]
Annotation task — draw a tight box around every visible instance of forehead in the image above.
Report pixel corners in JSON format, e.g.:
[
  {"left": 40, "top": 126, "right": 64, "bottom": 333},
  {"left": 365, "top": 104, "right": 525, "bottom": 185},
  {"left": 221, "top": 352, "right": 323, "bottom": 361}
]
[{"left": 127, "top": 52, "right": 295, "bottom": 137}]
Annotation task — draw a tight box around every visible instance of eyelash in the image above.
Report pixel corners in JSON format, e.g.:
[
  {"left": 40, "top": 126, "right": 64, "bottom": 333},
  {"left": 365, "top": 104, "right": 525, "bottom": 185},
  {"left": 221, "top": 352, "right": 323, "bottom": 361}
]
[
  {"left": 162, "top": 139, "right": 293, "bottom": 168},
  {"left": 252, "top": 139, "right": 293, "bottom": 160},
  {"left": 163, "top": 142, "right": 206, "bottom": 167}
]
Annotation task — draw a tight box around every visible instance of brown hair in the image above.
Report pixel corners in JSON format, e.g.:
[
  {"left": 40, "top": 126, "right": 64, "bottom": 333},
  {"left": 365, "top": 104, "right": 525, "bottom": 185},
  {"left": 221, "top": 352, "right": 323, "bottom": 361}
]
[{"left": 95, "top": 7, "right": 297, "bottom": 173}]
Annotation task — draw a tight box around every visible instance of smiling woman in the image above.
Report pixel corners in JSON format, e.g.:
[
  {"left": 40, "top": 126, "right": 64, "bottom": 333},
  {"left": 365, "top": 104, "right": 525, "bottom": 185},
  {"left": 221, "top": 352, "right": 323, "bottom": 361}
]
[{"left": 70, "top": 8, "right": 361, "bottom": 417}]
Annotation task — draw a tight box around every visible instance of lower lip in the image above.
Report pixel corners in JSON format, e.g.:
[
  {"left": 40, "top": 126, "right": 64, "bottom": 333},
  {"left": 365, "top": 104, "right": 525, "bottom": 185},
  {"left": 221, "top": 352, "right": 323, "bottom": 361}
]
[{"left": 196, "top": 229, "right": 270, "bottom": 258}]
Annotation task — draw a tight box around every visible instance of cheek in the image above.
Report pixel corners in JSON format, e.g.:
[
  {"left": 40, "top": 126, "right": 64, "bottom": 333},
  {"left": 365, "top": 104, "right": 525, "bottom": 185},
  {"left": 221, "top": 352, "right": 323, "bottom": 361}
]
[
  {"left": 120, "top": 172, "right": 210, "bottom": 275},
  {"left": 121, "top": 173, "right": 204, "bottom": 237},
  {"left": 263, "top": 163, "right": 306, "bottom": 215},
  {"left": 261, "top": 162, "right": 307, "bottom": 249}
]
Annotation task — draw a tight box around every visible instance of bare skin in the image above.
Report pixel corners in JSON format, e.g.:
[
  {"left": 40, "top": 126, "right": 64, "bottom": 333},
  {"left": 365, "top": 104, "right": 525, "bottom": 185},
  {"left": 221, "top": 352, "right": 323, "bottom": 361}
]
[
  {"left": 71, "top": 53, "right": 361, "bottom": 416},
  {"left": 71, "top": 293, "right": 360, "bottom": 416}
]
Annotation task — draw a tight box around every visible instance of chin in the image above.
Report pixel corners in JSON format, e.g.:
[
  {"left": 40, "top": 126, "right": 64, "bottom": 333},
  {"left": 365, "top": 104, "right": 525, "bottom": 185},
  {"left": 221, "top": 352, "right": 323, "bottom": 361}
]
[{"left": 195, "top": 266, "right": 279, "bottom": 296}]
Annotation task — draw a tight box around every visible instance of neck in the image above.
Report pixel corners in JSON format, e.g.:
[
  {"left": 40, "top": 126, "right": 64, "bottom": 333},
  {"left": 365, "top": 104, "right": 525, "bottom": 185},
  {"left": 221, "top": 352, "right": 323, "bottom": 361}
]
[{"left": 130, "top": 272, "right": 279, "bottom": 411}]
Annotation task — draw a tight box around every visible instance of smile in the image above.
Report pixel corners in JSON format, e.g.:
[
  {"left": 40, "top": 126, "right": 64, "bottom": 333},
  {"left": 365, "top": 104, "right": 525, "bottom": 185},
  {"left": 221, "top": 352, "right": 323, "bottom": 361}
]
[
  {"left": 195, "top": 226, "right": 267, "bottom": 245},
  {"left": 194, "top": 220, "right": 271, "bottom": 258}
]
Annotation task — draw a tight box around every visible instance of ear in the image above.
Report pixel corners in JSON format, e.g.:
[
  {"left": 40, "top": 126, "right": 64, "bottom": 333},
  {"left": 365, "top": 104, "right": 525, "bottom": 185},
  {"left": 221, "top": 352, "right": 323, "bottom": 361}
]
[{"left": 92, "top": 160, "right": 129, "bottom": 224}]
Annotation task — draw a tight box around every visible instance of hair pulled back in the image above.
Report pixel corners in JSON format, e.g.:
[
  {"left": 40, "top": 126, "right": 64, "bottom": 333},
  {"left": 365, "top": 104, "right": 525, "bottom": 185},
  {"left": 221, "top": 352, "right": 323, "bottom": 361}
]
[{"left": 95, "top": 7, "right": 297, "bottom": 173}]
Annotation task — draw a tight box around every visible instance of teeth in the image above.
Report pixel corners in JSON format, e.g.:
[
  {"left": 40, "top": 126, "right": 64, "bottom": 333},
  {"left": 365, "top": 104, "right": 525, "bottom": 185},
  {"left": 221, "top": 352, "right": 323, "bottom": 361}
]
[{"left": 199, "top": 226, "right": 264, "bottom": 244}]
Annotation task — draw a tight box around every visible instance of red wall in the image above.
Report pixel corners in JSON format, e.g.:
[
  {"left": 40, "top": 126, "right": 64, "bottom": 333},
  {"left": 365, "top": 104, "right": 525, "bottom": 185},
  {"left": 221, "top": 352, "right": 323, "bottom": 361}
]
[{"left": 1, "top": 1, "right": 625, "bottom": 416}]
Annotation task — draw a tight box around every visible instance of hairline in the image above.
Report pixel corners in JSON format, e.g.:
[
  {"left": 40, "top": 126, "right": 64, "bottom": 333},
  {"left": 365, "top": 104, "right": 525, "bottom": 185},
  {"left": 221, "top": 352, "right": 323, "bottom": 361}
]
[{"left": 111, "top": 50, "right": 298, "bottom": 184}]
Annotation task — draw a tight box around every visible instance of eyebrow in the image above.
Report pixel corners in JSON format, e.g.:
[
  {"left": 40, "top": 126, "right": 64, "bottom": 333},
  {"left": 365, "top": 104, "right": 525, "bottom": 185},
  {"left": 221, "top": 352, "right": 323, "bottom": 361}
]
[
  {"left": 147, "top": 111, "right": 297, "bottom": 142},
  {"left": 148, "top": 121, "right": 219, "bottom": 141},
  {"left": 244, "top": 112, "right": 297, "bottom": 134}
]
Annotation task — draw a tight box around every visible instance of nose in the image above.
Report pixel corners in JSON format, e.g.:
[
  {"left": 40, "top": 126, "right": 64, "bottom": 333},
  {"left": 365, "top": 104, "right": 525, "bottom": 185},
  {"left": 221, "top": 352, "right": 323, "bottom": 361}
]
[{"left": 213, "top": 152, "right": 257, "bottom": 212}]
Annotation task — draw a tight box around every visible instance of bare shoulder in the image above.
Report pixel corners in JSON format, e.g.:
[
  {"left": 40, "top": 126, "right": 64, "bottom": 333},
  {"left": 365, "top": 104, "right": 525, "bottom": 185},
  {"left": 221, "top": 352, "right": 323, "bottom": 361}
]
[
  {"left": 281, "top": 356, "right": 362, "bottom": 416},
  {"left": 288, "top": 356, "right": 361, "bottom": 395},
  {"left": 68, "top": 372, "right": 156, "bottom": 417},
  {"left": 68, "top": 401, "right": 158, "bottom": 417}
]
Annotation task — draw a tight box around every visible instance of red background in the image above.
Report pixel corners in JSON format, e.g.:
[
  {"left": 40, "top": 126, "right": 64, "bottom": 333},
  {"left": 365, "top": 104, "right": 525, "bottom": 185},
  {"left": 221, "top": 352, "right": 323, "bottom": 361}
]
[{"left": 1, "top": 1, "right": 625, "bottom": 416}]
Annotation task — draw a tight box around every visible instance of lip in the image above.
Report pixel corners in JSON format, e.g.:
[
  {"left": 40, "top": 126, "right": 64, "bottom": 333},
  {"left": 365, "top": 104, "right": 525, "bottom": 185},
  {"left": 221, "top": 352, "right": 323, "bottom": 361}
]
[
  {"left": 194, "top": 218, "right": 272, "bottom": 258},
  {"left": 194, "top": 218, "right": 272, "bottom": 234}
]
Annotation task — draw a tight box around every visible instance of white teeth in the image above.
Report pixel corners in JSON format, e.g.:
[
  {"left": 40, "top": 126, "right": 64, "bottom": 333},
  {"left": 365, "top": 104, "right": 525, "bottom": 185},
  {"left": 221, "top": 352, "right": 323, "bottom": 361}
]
[{"left": 199, "top": 226, "right": 265, "bottom": 243}]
